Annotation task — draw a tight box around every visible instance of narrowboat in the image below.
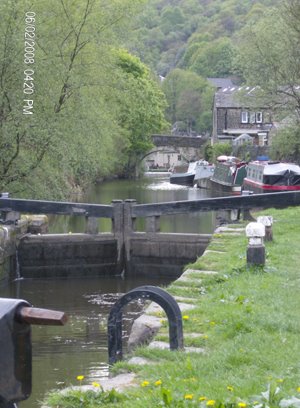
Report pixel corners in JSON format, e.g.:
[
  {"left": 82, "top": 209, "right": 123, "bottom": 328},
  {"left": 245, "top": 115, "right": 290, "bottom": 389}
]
[
  {"left": 209, "top": 156, "right": 247, "bottom": 195},
  {"left": 243, "top": 161, "right": 300, "bottom": 193},
  {"left": 170, "top": 160, "right": 214, "bottom": 187},
  {"left": 169, "top": 163, "right": 195, "bottom": 186},
  {"left": 194, "top": 160, "right": 215, "bottom": 189}
]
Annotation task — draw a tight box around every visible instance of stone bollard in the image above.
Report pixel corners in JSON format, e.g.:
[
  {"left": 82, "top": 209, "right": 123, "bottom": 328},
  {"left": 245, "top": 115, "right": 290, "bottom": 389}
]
[
  {"left": 257, "top": 216, "right": 273, "bottom": 241},
  {"left": 245, "top": 222, "right": 265, "bottom": 266}
]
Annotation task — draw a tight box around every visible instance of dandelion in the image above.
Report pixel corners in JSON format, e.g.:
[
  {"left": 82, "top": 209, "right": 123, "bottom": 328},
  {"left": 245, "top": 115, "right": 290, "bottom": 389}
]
[
  {"left": 206, "top": 400, "right": 216, "bottom": 406},
  {"left": 141, "top": 381, "right": 150, "bottom": 387},
  {"left": 277, "top": 379, "right": 284, "bottom": 383},
  {"left": 227, "top": 385, "right": 234, "bottom": 392},
  {"left": 297, "top": 386, "right": 300, "bottom": 392},
  {"left": 184, "top": 394, "right": 193, "bottom": 400},
  {"left": 238, "top": 402, "right": 247, "bottom": 408},
  {"left": 155, "top": 380, "right": 162, "bottom": 386},
  {"left": 199, "top": 396, "right": 207, "bottom": 401},
  {"left": 92, "top": 382, "right": 100, "bottom": 388},
  {"left": 203, "top": 335, "right": 209, "bottom": 340},
  {"left": 183, "top": 315, "right": 189, "bottom": 320},
  {"left": 209, "top": 321, "right": 216, "bottom": 326},
  {"left": 76, "top": 375, "right": 84, "bottom": 381}
]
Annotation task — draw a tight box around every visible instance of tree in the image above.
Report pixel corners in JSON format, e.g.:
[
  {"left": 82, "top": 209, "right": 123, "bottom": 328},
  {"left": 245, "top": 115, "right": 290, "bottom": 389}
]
[
  {"left": 234, "top": 1, "right": 300, "bottom": 118},
  {"left": 162, "top": 68, "right": 213, "bottom": 134},
  {"left": 113, "top": 50, "right": 168, "bottom": 177},
  {"left": 0, "top": 0, "right": 145, "bottom": 198},
  {"left": 189, "top": 37, "right": 235, "bottom": 78},
  {"left": 235, "top": 1, "right": 300, "bottom": 160}
]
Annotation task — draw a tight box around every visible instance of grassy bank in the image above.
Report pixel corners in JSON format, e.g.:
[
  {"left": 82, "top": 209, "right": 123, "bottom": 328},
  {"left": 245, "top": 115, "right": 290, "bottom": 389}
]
[{"left": 43, "top": 207, "right": 300, "bottom": 408}]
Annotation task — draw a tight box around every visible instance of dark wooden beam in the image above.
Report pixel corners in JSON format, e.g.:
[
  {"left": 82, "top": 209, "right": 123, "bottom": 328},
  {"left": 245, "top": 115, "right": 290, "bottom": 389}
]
[
  {"left": 132, "top": 191, "right": 300, "bottom": 217},
  {"left": 0, "top": 198, "right": 113, "bottom": 218}
]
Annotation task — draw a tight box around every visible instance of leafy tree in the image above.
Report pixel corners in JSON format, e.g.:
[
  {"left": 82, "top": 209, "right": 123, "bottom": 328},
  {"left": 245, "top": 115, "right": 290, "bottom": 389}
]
[
  {"left": 189, "top": 37, "right": 235, "bottom": 78},
  {"left": 113, "top": 50, "right": 168, "bottom": 177},
  {"left": 234, "top": 1, "right": 300, "bottom": 160},
  {"left": 162, "top": 68, "right": 213, "bottom": 134},
  {"left": 270, "top": 125, "right": 300, "bottom": 162},
  {"left": 0, "top": 0, "right": 148, "bottom": 198},
  {"left": 234, "top": 1, "right": 300, "bottom": 117}
]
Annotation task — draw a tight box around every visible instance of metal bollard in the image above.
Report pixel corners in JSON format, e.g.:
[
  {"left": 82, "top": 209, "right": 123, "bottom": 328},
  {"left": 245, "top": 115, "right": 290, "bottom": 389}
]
[
  {"left": 245, "top": 222, "right": 265, "bottom": 266},
  {"left": 107, "top": 286, "right": 184, "bottom": 365},
  {"left": 0, "top": 298, "right": 67, "bottom": 407}
]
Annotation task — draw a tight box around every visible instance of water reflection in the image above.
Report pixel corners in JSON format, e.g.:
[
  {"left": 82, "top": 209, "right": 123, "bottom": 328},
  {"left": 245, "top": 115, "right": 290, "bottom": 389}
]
[{"left": 49, "top": 176, "right": 214, "bottom": 234}]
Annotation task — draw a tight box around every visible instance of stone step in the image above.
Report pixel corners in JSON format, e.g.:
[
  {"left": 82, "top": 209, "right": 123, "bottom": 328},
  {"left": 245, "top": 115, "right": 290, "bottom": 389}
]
[{"left": 149, "top": 340, "right": 205, "bottom": 354}]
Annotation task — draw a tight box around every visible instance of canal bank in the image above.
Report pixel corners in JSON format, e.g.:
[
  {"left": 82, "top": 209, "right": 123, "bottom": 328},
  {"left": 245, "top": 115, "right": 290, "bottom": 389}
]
[{"left": 43, "top": 205, "right": 300, "bottom": 408}]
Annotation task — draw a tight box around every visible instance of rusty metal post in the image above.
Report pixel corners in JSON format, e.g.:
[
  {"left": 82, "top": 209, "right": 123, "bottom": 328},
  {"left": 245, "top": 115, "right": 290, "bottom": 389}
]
[{"left": 0, "top": 299, "right": 67, "bottom": 407}]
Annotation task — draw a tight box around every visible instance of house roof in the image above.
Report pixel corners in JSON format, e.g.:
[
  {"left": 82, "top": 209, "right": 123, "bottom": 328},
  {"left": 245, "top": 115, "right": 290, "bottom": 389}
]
[
  {"left": 207, "top": 77, "right": 234, "bottom": 89},
  {"left": 215, "top": 86, "right": 261, "bottom": 108}
]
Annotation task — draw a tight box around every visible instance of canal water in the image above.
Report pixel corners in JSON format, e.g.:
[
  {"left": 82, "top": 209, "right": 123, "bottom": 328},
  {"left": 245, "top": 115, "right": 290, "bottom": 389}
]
[{"left": 0, "top": 175, "right": 214, "bottom": 407}]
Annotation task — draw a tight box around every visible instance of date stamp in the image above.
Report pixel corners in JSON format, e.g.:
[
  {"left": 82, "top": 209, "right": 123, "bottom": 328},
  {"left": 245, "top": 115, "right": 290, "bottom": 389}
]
[{"left": 23, "top": 11, "right": 36, "bottom": 115}]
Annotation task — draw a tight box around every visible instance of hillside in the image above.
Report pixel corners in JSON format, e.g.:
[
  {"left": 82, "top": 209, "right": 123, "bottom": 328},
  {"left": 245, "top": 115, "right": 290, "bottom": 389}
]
[{"left": 130, "top": 0, "right": 280, "bottom": 77}]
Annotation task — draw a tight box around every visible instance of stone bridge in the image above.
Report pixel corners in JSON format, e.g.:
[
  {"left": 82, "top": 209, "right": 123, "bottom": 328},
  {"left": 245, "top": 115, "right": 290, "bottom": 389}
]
[{"left": 143, "top": 135, "right": 208, "bottom": 169}]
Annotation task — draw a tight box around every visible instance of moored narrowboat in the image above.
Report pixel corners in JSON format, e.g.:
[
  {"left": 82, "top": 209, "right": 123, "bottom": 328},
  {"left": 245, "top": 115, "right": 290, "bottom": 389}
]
[
  {"left": 209, "top": 156, "right": 247, "bottom": 195},
  {"left": 243, "top": 161, "right": 300, "bottom": 193}
]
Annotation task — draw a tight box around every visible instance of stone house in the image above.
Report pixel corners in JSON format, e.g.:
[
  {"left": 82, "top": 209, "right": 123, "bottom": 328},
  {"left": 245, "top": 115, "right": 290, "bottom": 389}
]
[{"left": 212, "top": 86, "right": 274, "bottom": 146}]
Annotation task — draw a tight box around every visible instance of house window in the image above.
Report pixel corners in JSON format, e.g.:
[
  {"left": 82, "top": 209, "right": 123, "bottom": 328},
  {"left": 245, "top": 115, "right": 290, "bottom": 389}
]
[
  {"left": 178, "top": 155, "right": 181, "bottom": 161},
  {"left": 256, "top": 112, "right": 263, "bottom": 123},
  {"left": 241, "top": 111, "right": 248, "bottom": 123}
]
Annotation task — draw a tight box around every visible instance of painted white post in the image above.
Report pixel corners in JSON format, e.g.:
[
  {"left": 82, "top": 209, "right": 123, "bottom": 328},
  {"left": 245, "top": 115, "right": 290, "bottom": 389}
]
[
  {"left": 257, "top": 216, "right": 273, "bottom": 241},
  {"left": 245, "top": 222, "right": 265, "bottom": 266}
]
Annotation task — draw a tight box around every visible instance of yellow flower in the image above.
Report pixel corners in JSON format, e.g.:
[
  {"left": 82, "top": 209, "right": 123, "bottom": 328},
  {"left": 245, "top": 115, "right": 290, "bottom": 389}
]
[
  {"left": 203, "top": 335, "right": 209, "bottom": 339},
  {"left": 92, "top": 382, "right": 100, "bottom": 387},
  {"left": 238, "top": 402, "right": 247, "bottom": 408},
  {"left": 76, "top": 375, "right": 84, "bottom": 381},
  {"left": 141, "top": 381, "right": 150, "bottom": 387},
  {"left": 183, "top": 315, "right": 189, "bottom": 320},
  {"left": 297, "top": 386, "right": 300, "bottom": 392},
  {"left": 184, "top": 394, "right": 193, "bottom": 400},
  {"left": 210, "top": 321, "right": 216, "bottom": 326},
  {"left": 227, "top": 385, "right": 234, "bottom": 392},
  {"left": 206, "top": 400, "right": 216, "bottom": 406},
  {"left": 199, "top": 396, "right": 207, "bottom": 401},
  {"left": 155, "top": 380, "right": 162, "bottom": 386},
  {"left": 277, "top": 379, "right": 284, "bottom": 383}
]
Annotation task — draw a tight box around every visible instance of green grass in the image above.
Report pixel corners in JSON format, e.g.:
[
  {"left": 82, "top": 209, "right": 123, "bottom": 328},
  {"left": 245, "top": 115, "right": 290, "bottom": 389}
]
[{"left": 43, "top": 207, "right": 300, "bottom": 408}]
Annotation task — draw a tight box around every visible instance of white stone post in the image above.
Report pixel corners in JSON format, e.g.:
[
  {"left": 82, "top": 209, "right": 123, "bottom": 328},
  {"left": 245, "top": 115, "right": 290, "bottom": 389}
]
[
  {"left": 245, "top": 222, "right": 265, "bottom": 266},
  {"left": 257, "top": 216, "right": 273, "bottom": 241}
]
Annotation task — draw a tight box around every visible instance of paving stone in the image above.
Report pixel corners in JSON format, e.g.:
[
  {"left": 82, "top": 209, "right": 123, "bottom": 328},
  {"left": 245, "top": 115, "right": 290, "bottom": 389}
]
[
  {"left": 148, "top": 340, "right": 170, "bottom": 349},
  {"left": 41, "top": 373, "right": 138, "bottom": 406},
  {"left": 184, "top": 333, "right": 204, "bottom": 338},
  {"left": 184, "top": 346, "right": 205, "bottom": 354},
  {"left": 215, "top": 226, "right": 245, "bottom": 233},
  {"left": 184, "top": 269, "right": 219, "bottom": 276},
  {"left": 148, "top": 341, "right": 205, "bottom": 354},
  {"left": 177, "top": 302, "right": 196, "bottom": 311},
  {"left": 176, "top": 275, "right": 202, "bottom": 284},
  {"left": 203, "top": 250, "right": 226, "bottom": 254},
  {"left": 174, "top": 296, "right": 197, "bottom": 304},
  {"left": 128, "top": 356, "right": 154, "bottom": 365}
]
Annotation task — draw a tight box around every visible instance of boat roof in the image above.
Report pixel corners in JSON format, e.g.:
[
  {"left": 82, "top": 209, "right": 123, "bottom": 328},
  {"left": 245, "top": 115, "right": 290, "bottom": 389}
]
[{"left": 249, "top": 161, "right": 300, "bottom": 175}]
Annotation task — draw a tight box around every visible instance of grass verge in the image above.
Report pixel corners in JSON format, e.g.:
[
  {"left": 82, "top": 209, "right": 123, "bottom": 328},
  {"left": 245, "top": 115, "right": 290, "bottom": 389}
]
[{"left": 43, "top": 207, "right": 300, "bottom": 408}]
